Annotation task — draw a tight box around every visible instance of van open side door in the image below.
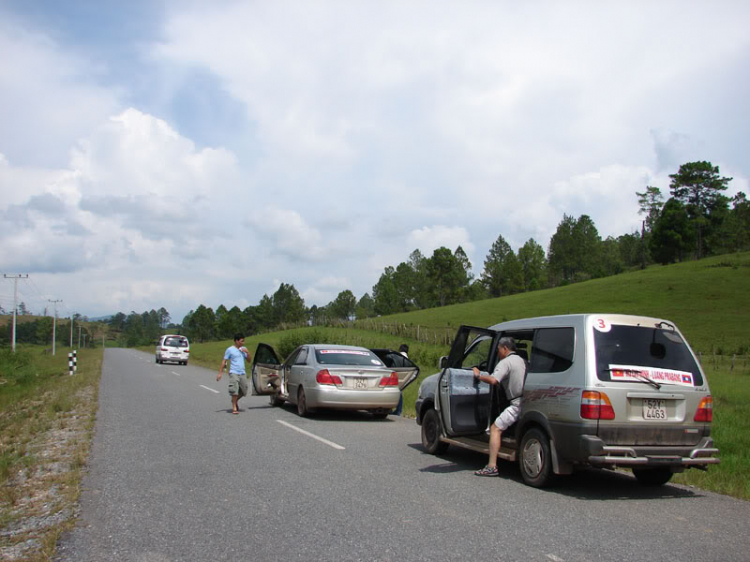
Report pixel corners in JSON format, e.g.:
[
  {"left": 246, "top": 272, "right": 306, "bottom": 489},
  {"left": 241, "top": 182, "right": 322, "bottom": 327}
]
[{"left": 437, "top": 326, "right": 499, "bottom": 436}]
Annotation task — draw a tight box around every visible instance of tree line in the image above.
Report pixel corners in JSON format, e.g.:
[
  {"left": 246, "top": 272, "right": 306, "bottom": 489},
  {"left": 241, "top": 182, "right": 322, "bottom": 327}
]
[
  {"left": 0, "top": 315, "right": 94, "bottom": 348},
  {"left": 106, "top": 160, "right": 747, "bottom": 345}
]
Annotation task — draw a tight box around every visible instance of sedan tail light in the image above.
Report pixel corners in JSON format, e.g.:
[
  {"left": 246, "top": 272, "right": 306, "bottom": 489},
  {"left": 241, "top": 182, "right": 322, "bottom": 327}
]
[
  {"left": 694, "top": 396, "right": 713, "bottom": 422},
  {"left": 379, "top": 372, "right": 399, "bottom": 387},
  {"left": 316, "top": 369, "right": 342, "bottom": 386},
  {"left": 161, "top": 347, "right": 168, "bottom": 351},
  {"left": 580, "top": 390, "right": 615, "bottom": 420}
]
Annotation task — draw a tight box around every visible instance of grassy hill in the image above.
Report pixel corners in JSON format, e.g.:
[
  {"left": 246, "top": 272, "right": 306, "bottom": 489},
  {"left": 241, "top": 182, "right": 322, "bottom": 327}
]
[{"left": 366, "top": 252, "right": 750, "bottom": 355}]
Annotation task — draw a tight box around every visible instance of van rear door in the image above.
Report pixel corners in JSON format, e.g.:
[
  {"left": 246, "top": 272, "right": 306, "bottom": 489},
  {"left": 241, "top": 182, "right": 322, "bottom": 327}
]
[{"left": 589, "top": 316, "right": 710, "bottom": 447}]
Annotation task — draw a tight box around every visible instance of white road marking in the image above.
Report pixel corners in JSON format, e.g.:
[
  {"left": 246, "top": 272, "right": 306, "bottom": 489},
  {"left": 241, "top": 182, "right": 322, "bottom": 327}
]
[
  {"left": 171, "top": 371, "right": 181, "bottom": 376},
  {"left": 276, "top": 420, "right": 346, "bottom": 450},
  {"left": 199, "top": 385, "right": 220, "bottom": 394},
  {"left": 546, "top": 555, "right": 565, "bottom": 562}
]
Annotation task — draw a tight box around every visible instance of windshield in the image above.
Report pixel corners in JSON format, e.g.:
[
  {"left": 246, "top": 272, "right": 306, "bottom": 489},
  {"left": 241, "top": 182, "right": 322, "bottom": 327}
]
[
  {"left": 594, "top": 325, "right": 703, "bottom": 386},
  {"left": 315, "top": 349, "right": 384, "bottom": 367}
]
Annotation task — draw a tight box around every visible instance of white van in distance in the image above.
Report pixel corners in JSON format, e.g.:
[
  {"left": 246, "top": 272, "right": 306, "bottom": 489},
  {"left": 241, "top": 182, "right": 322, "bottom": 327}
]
[{"left": 155, "top": 335, "right": 190, "bottom": 365}]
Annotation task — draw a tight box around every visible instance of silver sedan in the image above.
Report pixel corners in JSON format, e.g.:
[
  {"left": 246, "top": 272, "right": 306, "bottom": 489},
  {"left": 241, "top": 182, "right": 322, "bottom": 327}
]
[{"left": 251, "top": 343, "right": 419, "bottom": 418}]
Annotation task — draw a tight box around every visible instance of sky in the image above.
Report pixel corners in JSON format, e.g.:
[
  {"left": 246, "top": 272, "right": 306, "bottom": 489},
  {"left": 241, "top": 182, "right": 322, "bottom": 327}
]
[{"left": 1, "top": 0, "right": 748, "bottom": 324}]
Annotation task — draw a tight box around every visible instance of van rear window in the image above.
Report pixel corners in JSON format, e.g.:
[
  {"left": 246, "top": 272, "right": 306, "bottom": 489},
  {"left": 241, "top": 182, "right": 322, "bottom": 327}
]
[
  {"left": 594, "top": 325, "right": 703, "bottom": 386},
  {"left": 165, "top": 337, "right": 188, "bottom": 347}
]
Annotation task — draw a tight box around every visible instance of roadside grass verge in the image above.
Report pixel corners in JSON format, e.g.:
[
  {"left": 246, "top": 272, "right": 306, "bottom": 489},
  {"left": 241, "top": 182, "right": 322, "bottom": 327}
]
[
  {"left": 673, "top": 365, "right": 750, "bottom": 500},
  {"left": 0, "top": 346, "right": 102, "bottom": 562}
]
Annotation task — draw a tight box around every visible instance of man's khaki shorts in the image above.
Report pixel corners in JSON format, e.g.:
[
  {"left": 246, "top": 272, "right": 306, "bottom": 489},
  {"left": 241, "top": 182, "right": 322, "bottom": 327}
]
[
  {"left": 494, "top": 403, "right": 521, "bottom": 431},
  {"left": 227, "top": 373, "right": 248, "bottom": 398}
]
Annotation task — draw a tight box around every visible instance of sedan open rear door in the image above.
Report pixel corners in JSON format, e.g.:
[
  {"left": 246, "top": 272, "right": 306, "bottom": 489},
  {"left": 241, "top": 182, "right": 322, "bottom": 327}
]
[{"left": 370, "top": 348, "right": 420, "bottom": 390}]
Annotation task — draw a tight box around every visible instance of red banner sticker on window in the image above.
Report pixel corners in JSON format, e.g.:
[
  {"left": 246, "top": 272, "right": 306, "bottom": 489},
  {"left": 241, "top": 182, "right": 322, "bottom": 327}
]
[
  {"left": 609, "top": 364, "right": 694, "bottom": 387},
  {"left": 320, "top": 349, "right": 370, "bottom": 356}
]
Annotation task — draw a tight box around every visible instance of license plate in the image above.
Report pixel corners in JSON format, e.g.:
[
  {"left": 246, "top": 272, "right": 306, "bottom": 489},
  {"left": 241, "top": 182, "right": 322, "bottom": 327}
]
[
  {"left": 643, "top": 399, "right": 667, "bottom": 420},
  {"left": 352, "top": 377, "right": 367, "bottom": 389}
]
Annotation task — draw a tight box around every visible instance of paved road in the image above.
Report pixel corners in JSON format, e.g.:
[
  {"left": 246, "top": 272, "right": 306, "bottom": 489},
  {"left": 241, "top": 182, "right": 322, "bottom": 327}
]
[{"left": 56, "top": 348, "right": 750, "bottom": 562}]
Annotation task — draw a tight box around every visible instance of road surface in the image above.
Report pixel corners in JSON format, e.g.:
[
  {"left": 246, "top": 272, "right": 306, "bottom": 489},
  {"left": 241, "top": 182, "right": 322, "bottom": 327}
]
[{"left": 55, "top": 348, "right": 750, "bottom": 561}]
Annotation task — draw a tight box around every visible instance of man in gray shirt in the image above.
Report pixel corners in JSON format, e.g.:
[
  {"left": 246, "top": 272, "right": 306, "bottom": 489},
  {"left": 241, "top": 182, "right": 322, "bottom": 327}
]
[{"left": 472, "top": 336, "right": 526, "bottom": 477}]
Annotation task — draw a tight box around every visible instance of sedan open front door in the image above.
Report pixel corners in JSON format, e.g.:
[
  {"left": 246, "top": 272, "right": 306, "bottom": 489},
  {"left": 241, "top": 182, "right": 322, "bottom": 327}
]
[{"left": 251, "top": 343, "right": 283, "bottom": 396}]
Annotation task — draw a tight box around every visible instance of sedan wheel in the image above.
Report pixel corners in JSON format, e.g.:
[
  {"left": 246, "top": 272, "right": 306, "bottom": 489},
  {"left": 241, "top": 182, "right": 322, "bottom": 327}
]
[{"left": 297, "top": 387, "right": 312, "bottom": 417}]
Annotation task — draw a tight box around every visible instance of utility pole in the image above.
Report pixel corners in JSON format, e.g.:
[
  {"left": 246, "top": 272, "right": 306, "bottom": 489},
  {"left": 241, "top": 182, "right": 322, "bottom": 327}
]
[
  {"left": 78, "top": 326, "right": 82, "bottom": 349},
  {"left": 48, "top": 299, "right": 62, "bottom": 355},
  {"left": 4, "top": 274, "right": 29, "bottom": 353},
  {"left": 70, "top": 314, "right": 74, "bottom": 347}
]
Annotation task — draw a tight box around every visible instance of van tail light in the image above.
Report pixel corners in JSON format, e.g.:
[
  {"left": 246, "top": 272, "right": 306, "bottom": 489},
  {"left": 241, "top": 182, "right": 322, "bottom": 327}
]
[
  {"left": 185, "top": 349, "right": 189, "bottom": 353},
  {"left": 694, "top": 396, "right": 713, "bottom": 422},
  {"left": 316, "top": 369, "right": 342, "bottom": 386},
  {"left": 161, "top": 347, "right": 168, "bottom": 351},
  {"left": 379, "top": 372, "right": 399, "bottom": 387},
  {"left": 581, "top": 391, "right": 615, "bottom": 420}
]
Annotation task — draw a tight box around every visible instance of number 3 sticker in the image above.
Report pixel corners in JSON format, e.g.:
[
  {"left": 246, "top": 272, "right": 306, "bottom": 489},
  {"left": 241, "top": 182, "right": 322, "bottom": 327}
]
[{"left": 594, "top": 318, "right": 611, "bottom": 332}]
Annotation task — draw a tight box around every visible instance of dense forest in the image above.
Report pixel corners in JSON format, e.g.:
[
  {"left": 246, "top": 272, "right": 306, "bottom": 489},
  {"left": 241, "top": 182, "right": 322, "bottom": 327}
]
[{"left": 6, "top": 160, "right": 745, "bottom": 348}]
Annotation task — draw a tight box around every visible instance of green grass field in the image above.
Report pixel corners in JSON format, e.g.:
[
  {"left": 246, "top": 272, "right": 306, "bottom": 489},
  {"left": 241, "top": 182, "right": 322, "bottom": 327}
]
[
  {"left": 367, "top": 252, "right": 750, "bottom": 355},
  {"left": 161, "top": 252, "right": 750, "bottom": 499}
]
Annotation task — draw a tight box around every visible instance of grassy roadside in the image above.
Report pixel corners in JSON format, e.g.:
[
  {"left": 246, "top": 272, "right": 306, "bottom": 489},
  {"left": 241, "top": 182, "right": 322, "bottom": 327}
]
[
  {"left": 672, "top": 364, "right": 750, "bottom": 500},
  {"left": 0, "top": 346, "right": 102, "bottom": 562}
]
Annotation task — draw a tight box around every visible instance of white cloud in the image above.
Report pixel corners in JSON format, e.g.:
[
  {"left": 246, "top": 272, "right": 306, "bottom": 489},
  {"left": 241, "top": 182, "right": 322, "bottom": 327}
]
[
  {"left": 0, "top": 13, "right": 120, "bottom": 167},
  {"left": 408, "top": 226, "right": 475, "bottom": 256},
  {"left": 246, "top": 207, "right": 326, "bottom": 262},
  {"left": 1, "top": 1, "right": 749, "bottom": 320}
]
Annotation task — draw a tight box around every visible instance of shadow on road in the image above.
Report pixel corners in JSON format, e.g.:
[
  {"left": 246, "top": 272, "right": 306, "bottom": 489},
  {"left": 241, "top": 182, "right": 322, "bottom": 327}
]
[
  {"left": 214, "top": 405, "right": 275, "bottom": 414},
  {"left": 271, "top": 403, "right": 396, "bottom": 422},
  {"left": 408, "top": 442, "right": 703, "bottom": 501}
]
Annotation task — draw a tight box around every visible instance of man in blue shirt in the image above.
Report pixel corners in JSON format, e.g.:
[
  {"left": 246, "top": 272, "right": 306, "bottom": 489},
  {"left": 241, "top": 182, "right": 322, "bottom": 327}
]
[{"left": 217, "top": 333, "right": 251, "bottom": 414}]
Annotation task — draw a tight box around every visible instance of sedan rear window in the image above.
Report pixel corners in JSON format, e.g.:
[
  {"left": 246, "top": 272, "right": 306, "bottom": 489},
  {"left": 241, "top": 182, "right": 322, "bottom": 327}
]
[
  {"left": 594, "top": 325, "right": 703, "bottom": 386},
  {"left": 315, "top": 349, "right": 383, "bottom": 366}
]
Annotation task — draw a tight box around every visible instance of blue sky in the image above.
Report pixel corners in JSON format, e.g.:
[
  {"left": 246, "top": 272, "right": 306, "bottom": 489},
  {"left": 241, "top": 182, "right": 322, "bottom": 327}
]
[{"left": 1, "top": 0, "right": 748, "bottom": 323}]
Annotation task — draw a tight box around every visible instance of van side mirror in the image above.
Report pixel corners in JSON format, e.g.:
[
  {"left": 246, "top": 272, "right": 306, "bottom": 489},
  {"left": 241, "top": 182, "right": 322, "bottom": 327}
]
[{"left": 439, "top": 356, "right": 449, "bottom": 370}]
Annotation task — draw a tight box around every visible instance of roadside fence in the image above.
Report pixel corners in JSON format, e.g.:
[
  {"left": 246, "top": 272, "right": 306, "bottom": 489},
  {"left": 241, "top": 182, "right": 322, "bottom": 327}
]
[{"left": 697, "top": 352, "right": 749, "bottom": 373}]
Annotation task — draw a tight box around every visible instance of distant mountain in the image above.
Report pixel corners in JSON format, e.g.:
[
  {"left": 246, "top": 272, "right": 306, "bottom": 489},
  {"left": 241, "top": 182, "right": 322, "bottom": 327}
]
[{"left": 88, "top": 315, "right": 113, "bottom": 322}]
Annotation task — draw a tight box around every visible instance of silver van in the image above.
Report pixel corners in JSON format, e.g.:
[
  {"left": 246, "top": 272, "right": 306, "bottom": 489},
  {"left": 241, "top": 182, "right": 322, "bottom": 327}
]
[{"left": 415, "top": 314, "right": 719, "bottom": 487}]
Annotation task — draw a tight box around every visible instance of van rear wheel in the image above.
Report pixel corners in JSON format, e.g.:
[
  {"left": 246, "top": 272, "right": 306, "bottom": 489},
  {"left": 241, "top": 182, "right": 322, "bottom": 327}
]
[
  {"left": 632, "top": 467, "right": 673, "bottom": 486},
  {"left": 519, "top": 428, "right": 555, "bottom": 488},
  {"left": 421, "top": 409, "right": 448, "bottom": 455}
]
